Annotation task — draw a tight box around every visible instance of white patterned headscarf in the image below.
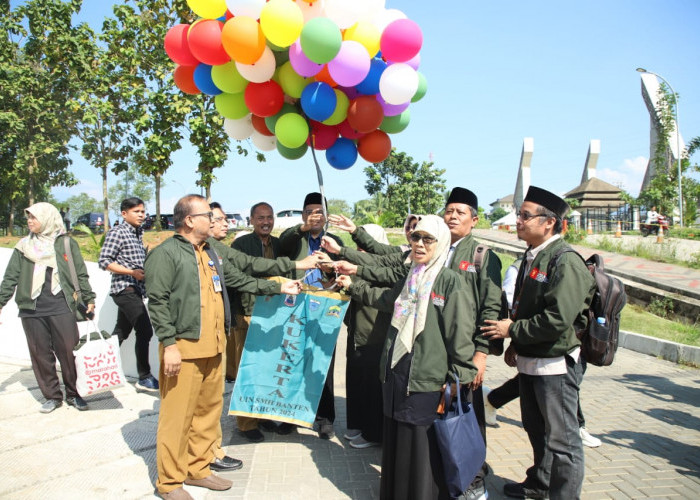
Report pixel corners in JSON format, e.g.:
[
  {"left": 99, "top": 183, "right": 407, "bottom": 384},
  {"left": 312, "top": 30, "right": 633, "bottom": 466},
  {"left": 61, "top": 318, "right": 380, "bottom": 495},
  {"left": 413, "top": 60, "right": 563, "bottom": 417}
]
[
  {"left": 360, "top": 223, "right": 389, "bottom": 245},
  {"left": 15, "top": 203, "right": 66, "bottom": 299},
  {"left": 390, "top": 215, "right": 451, "bottom": 367}
]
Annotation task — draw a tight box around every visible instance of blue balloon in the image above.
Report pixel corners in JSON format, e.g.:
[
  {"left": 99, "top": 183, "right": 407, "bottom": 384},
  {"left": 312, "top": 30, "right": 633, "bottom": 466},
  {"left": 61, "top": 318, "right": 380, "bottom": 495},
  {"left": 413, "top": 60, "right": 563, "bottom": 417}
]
[
  {"left": 300, "top": 82, "right": 337, "bottom": 122},
  {"left": 355, "top": 57, "right": 387, "bottom": 96},
  {"left": 326, "top": 137, "right": 357, "bottom": 170},
  {"left": 193, "top": 64, "right": 222, "bottom": 96}
]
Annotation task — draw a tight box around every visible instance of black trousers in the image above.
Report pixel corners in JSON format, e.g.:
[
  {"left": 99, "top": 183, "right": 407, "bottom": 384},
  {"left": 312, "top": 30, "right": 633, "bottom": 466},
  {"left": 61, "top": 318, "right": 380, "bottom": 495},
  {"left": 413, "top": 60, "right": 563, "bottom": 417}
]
[
  {"left": 22, "top": 312, "right": 80, "bottom": 400},
  {"left": 346, "top": 342, "right": 383, "bottom": 442},
  {"left": 315, "top": 349, "right": 336, "bottom": 425},
  {"left": 111, "top": 288, "right": 153, "bottom": 379}
]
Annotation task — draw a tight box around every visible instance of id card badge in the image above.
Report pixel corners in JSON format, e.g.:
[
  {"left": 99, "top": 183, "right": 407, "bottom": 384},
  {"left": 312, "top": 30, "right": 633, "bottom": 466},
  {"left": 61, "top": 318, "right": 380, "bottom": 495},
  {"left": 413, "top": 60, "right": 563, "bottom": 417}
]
[{"left": 212, "top": 274, "right": 222, "bottom": 292}]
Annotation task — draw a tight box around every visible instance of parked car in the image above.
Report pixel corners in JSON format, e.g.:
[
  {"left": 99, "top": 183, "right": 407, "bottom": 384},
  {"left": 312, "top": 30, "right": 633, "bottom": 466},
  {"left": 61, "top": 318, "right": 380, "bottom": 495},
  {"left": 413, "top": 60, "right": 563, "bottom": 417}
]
[
  {"left": 226, "top": 213, "right": 246, "bottom": 231},
  {"left": 143, "top": 213, "right": 174, "bottom": 230},
  {"left": 75, "top": 212, "right": 105, "bottom": 233},
  {"left": 274, "top": 209, "right": 303, "bottom": 229}
]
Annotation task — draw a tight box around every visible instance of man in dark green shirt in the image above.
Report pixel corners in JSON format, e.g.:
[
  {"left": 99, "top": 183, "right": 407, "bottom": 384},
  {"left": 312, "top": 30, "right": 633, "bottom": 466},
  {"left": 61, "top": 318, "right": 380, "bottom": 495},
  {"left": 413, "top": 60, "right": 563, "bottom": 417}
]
[{"left": 482, "top": 186, "right": 595, "bottom": 500}]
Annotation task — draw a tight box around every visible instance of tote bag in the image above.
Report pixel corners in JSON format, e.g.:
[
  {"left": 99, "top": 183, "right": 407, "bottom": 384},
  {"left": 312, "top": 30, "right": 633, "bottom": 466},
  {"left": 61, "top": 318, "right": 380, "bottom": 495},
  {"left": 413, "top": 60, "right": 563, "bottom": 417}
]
[
  {"left": 433, "top": 375, "right": 487, "bottom": 499},
  {"left": 74, "top": 327, "right": 126, "bottom": 397}
]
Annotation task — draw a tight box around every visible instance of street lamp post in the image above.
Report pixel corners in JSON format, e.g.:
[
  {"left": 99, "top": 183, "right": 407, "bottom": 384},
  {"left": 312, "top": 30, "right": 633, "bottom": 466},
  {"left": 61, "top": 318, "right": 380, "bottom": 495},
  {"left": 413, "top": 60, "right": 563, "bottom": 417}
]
[{"left": 636, "top": 67, "right": 683, "bottom": 227}]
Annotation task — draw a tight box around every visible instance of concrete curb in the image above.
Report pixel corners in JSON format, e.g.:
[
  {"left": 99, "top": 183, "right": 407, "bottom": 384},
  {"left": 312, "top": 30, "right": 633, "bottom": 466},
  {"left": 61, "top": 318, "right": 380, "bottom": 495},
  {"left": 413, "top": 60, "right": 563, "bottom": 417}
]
[{"left": 620, "top": 330, "right": 700, "bottom": 366}]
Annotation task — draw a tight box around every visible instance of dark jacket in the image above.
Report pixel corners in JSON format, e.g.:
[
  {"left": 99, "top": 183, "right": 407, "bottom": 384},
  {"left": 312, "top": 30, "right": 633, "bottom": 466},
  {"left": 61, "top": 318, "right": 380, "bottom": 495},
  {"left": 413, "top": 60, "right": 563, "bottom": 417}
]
[
  {"left": 509, "top": 238, "right": 596, "bottom": 358},
  {"left": 349, "top": 268, "right": 477, "bottom": 392},
  {"left": 0, "top": 235, "right": 95, "bottom": 317},
  {"left": 145, "top": 234, "right": 282, "bottom": 347},
  {"left": 278, "top": 223, "right": 344, "bottom": 280},
  {"left": 350, "top": 226, "right": 403, "bottom": 255},
  {"left": 339, "top": 247, "right": 410, "bottom": 287}
]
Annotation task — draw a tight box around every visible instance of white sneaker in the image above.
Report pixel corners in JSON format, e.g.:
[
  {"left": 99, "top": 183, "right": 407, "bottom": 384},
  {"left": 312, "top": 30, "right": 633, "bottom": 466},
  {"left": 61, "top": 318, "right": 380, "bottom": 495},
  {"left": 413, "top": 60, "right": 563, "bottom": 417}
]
[
  {"left": 482, "top": 386, "right": 498, "bottom": 427},
  {"left": 343, "top": 429, "right": 362, "bottom": 441},
  {"left": 348, "top": 435, "right": 380, "bottom": 449},
  {"left": 580, "top": 427, "right": 602, "bottom": 448}
]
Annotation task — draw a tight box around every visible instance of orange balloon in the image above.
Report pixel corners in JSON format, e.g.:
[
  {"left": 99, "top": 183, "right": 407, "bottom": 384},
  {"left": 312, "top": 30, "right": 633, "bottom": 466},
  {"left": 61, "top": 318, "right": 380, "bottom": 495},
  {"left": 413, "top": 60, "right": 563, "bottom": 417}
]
[
  {"left": 347, "top": 95, "right": 383, "bottom": 134},
  {"left": 173, "top": 65, "right": 201, "bottom": 95},
  {"left": 314, "top": 65, "right": 338, "bottom": 87},
  {"left": 358, "top": 130, "right": 392, "bottom": 163},
  {"left": 221, "top": 16, "right": 266, "bottom": 65},
  {"left": 251, "top": 114, "right": 274, "bottom": 136}
]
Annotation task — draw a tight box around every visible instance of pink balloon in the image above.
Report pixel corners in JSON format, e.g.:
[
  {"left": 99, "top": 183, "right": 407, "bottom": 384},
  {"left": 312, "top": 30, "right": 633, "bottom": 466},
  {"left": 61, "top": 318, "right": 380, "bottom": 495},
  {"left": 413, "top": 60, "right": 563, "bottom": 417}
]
[
  {"left": 404, "top": 52, "right": 421, "bottom": 70},
  {"left": 376, "top": 94, "right": 409, "bottom": 117},
  {"left": 289, "top": 41, "right": 323, "bottom": 77},
  {"left": 380, "top": 18, "right": 422, "bottom": 63},
  {"left": 328, "top": 40, "right": 371, "bottom": 87}
]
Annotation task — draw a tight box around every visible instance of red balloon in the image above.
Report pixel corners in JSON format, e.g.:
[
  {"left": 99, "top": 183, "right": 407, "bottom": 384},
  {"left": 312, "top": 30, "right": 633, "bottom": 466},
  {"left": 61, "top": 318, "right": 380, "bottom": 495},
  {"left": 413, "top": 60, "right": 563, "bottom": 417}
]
[
  {"left": 347, "top": 95, "right": 384, "bottom": 134},
  {"left": 251, "top": 114, "right": 274, "bottom": 136},
  {"left": 358, "top": 130, "right": 391, "bottom": 163},
  {"left": 164, "top": 24, "right": 199, "bottom": 66},
  {"left": 188, "top": 20, "right": 230, "bottom": 66},
  {"left": 173, "top": 66, "right": 201, "bottom": 95},
  {"left": 307, "top": 121, "right": 339, "bottom": 150},
  {"left": 338, "top": 119, "right": 365, "bottom": 139},
  {"left": 244, "top": 81, "right": 284, "bottom": 117}
]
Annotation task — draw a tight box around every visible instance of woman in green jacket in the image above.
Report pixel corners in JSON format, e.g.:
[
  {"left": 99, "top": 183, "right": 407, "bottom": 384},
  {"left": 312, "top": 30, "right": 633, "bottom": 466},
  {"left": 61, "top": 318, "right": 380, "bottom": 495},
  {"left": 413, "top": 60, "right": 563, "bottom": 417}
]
[
  {"left": 337, "top": 215, "right": 477, "bottom": 500},
  {"left": 0, "top": 203, "right": 95, "bottom": 413}
]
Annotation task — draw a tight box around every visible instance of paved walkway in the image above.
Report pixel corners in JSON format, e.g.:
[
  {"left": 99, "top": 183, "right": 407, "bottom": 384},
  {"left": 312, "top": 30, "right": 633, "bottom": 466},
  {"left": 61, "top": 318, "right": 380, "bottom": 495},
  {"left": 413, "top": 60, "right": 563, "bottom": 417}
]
[{"left": 1, "top": 325, "right": 699, "bottom": 499}]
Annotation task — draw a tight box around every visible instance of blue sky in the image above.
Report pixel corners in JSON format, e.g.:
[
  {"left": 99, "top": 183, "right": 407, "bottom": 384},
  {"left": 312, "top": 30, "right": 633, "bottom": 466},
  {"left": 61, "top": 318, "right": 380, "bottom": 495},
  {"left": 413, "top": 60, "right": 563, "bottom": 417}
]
[{"left": 46, "top": 0, "right": 700, "bottom": 216}]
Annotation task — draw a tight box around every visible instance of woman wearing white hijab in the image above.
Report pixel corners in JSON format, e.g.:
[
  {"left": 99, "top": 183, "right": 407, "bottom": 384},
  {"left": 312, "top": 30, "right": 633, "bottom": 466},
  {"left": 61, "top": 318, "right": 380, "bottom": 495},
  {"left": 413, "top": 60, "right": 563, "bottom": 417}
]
[
  {"left": 337, "top": 215, "right": 478, "bottom": 499},
  {"left": 0, "top": 203, "right": 96, "bottom": 413}
]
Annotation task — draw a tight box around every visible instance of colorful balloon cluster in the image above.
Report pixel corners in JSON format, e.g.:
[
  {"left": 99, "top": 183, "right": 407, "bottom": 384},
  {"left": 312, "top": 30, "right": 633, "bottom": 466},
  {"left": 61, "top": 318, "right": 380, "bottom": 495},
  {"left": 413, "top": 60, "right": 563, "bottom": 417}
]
[{"left": 164, "top": 0, "right": 427, "bottom": 169}]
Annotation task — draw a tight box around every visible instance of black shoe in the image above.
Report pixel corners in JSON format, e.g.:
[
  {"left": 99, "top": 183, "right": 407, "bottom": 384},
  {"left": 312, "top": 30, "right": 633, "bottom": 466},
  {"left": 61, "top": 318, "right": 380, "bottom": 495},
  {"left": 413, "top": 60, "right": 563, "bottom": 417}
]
[
  {"left": 40, "top": 399, "right": 63, "bottom": 414},
  {"left": 503, "top": 481, "right": 549, "bottom": 499},
  {"left": 462, "top": 478, "right": 488, "bottom": 500},
  {"left": 259, "top": 420, "right": 279, "bottom": 432},
  {"left": 66, "top": 396, "right": 89, "bottom": 411},
  {"left": 318, "top": 422, "right": 335, "bottom": 440},
  {"left": 225, "top": 377, "right": 235, "bottom": 384},
  {"left": 277, "top": 423, "right": 296, "bottom": 435},
  {"left": 210, "top": 455, "right": 243, "bottom": 471},
  {"left": 238, "top": 429, "right": 265, "bottom": 443}
]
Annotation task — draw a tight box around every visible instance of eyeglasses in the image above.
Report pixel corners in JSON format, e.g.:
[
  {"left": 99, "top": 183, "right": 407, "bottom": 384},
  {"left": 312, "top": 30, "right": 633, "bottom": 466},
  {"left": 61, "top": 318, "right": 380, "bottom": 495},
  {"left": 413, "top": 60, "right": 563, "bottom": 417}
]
[
  {"left": 304, "top": 209, "right": 324, "bottom": 216},
  {"left": 516, "top": 211, "right": 548, "bottom": 222},
  {"left": 410, "top": 233, "right": 436, "bottom": 245},
  {"left": 212, "top": 216, "right": 227, "bottom": 224},
  {"left": 189, "top": 211, "right": 214, "bottom": 221}
]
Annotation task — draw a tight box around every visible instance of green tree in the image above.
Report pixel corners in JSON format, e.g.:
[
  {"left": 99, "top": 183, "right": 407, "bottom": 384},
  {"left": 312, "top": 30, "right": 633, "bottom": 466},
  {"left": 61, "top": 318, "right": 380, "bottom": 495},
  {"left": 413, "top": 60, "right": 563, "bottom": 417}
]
[
  {"left": 0, "top": 0, "right": 92, "bottom": 233},
  {"left": 327, "top": 198, "right": 351, "bottom": 217},
  {"left": 108, "top": 165, "right": 154, "bottom": 219},
  {"left": 489, "top": 207, "right": 508, "bottom": 221},
  {"left": 363, "top": 150, "right": 446, "bottom": 226},
  {"left": 64, "top": 192, "right": 103, "bottom": 221}
]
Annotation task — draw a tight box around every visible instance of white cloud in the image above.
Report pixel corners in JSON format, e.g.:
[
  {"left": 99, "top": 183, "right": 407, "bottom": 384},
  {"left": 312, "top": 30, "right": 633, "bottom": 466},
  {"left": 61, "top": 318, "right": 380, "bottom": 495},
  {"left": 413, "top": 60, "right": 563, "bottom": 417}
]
[{"left": 597, "top": 156, "right": 647, "bottom": 196}]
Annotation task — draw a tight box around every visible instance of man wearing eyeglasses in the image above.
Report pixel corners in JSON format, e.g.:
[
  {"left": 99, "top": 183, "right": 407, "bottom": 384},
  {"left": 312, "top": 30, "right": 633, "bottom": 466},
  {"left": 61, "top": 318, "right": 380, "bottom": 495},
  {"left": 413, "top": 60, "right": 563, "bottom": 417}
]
[
  {"left": 481, "top": 186, "right": 595, "bottom": 500},
  {"left": 145, "top": 195, "right": 303, "bottom": 499},
  {"left": 442, "top": 187, "right": 503, "bottom": 500},
  {"left": 279, "top": 192, "right": 344, "bottom": 440}
]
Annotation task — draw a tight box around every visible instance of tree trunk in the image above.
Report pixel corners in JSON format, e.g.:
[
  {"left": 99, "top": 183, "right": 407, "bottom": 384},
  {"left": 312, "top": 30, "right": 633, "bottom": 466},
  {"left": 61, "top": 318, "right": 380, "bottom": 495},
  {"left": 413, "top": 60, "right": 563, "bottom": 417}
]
[
  {"left": 155, "top": 173, "right": 162, "bottom": 231},
  {"left": 102, "top": 165, "right": 110, "bottom": 232},
  {"left": 8, "top": 198, "right": 16, "bottom": 236},
  {"left": 28, "top": 158, "right": 37, "bottom": 206},
  {"left": 205, "top": 183, "right": 211, "bottom": 202}
]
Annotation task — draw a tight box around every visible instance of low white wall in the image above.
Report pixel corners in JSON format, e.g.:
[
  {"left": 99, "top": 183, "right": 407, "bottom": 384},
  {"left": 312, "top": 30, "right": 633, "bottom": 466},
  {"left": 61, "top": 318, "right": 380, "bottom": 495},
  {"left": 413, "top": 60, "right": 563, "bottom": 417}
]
[{"left": 0, "top": 247, "right": 160, "bottom": 380}]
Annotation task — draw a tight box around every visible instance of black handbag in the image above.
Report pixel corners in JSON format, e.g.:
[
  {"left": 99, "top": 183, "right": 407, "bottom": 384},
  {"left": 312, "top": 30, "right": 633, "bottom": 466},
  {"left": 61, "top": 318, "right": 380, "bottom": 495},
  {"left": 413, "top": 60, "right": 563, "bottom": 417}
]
[
  {"left": 63, "top": 236, "right": 93, "bottom": 321},
  {"left": 433, "top": 374, "right": 487, "bottom": 499}
]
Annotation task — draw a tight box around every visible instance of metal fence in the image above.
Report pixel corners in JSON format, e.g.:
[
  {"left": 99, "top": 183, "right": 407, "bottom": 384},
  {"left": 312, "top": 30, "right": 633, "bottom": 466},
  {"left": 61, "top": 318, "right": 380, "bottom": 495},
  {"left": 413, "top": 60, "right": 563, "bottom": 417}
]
[{"left": 574, "top": 204, "right": 643, "bottom": 233}]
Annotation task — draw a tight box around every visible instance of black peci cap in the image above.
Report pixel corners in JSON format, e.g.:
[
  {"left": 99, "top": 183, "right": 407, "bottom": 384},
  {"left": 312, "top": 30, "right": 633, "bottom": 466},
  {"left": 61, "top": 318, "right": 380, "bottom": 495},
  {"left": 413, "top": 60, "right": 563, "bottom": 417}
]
[
  {"left": 446, "top": 187, "right": 478, "bottom": 209},
  {"left": 524, "top": 186, "right": 570, "bottom": 219},
  {"left": 303, "top": 192, "right": 326, "bottom": 208}
]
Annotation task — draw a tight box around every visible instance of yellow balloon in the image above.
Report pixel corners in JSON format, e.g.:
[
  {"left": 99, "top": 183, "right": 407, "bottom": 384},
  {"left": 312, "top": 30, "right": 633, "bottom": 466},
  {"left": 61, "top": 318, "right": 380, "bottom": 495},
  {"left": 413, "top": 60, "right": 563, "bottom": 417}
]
[
  {"left": 260, "top": 0, "right": 304, "bottom": 48},
  {"left": 322, "top": 89, "right": 350, "bottom": 126},
  {"left": 187, "top": 0, "right": 227, "bottom": 20},
  {"left": 343, "top": 21, "right": 381, "bottom": 57}
]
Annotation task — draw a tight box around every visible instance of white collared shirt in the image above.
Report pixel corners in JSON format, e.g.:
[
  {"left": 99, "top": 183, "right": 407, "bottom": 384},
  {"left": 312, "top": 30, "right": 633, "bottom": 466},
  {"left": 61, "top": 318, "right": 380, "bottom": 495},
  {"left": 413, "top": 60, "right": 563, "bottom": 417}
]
[{"left": 444, "top": 237, "right": 465, "bottom": 268}]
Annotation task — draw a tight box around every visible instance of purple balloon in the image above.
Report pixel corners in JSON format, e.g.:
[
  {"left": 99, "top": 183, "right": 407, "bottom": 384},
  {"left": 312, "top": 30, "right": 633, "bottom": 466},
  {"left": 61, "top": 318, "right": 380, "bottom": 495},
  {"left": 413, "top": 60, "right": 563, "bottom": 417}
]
[
  {"left": 404, "top": 52, "right": 421, "bottom": 70},
  {"left": 376, "top": 94, "right": 409, "bottom": 117},
  {"left": 289, "top": 41, "right": 323, "bottom": 78},
  {"left": 328, "top": 40, "right": 371, "bottom": 87},
  {"left": 337, "top": 86, "right": 360, "bottom": 101}
]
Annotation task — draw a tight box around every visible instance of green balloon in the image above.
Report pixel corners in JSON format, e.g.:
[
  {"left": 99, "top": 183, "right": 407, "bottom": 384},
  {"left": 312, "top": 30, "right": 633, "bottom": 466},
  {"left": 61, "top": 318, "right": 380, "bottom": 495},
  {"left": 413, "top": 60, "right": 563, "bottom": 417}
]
[
  {"left": 278, "top": 62, "right": 313, "bottom": 99},
  {"left": 322, "top": 89, "right": 350, "bottom": 126},
  {"left": 411, "top": 72, "right": 428, "bottom": 103},
  {"left": 211, "top": 62, "right": 248, "bottom": 94},
  {"left": 380, "top": 110, "right": 411, "bottom": 134},
  {"left": 215, "top": 92, "right": 249, "bottom": 120},
  {"left": 275, "top": 112, "right": 309, "bottom": 149},
  {"left": 265, "top": 103, "right": 298, "bottom": 132},
  {"left": 277, "top": 141, "right": 308, "bottom": 160},
  {"left": 300, "top": 18, "right": 342, "bottom": 64}
]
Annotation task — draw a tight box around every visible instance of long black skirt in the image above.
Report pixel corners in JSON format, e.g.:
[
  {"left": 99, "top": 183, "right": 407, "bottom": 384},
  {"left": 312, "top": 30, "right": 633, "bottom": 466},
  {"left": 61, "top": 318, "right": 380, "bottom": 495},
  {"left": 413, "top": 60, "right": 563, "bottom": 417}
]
[{"left": 380, "top": 416, "right": 450, "bottom": 500}]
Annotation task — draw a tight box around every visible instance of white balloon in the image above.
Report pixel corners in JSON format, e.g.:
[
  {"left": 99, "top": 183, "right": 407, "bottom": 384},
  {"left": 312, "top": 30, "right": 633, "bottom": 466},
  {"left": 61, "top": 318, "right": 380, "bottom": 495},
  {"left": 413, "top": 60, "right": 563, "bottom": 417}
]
[
  {"left": 362, "top": 0, "right": 386, "bottom": 22},
  {"left": 235, "top": 46, "right": 276, "bottom": 83},
  {"left": 224, "top": 115, "right": 254, "bottom": 140},
  {"left": 372, "top": 8, "right": 406, "bottom": 33},
  {"left": 379, "top": 63, "right": 418, "bottom": 105},
  {"left": 324, "top": 0, "right": 362, "bottom": 29},
  {"left": 251, "top": 129, "right": 277, "bottom": 151},
  {"left": 225, "top": 0, "right": 265, "bottom": 19},
  {"left": 295, "top": 0, "right": 325, "bottom": 23}
]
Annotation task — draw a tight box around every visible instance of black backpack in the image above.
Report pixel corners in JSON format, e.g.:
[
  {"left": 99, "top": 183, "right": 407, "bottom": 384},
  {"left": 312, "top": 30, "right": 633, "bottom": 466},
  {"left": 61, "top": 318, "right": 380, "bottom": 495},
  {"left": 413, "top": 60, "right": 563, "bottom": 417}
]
[{"left": 547, "top": 246, "right": 627, "bottom": 366}]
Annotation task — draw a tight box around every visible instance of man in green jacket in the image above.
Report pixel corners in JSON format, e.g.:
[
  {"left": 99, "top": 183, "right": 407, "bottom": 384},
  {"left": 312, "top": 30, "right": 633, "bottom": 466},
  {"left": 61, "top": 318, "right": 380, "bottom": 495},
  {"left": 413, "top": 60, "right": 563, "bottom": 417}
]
[
  {"left": 482, "top": 186, "right": 595, "bottom": 500},
  {"left": 145, "top": 195, "right": 302, "bottom": 500}
]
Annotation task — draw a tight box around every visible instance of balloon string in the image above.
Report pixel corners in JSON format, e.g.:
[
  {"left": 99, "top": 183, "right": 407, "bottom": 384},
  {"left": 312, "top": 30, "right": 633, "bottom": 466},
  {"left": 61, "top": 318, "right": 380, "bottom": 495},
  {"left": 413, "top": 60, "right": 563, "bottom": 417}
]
[{"left": 309, "top": 141, "right": 329, "bottom": 235}]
